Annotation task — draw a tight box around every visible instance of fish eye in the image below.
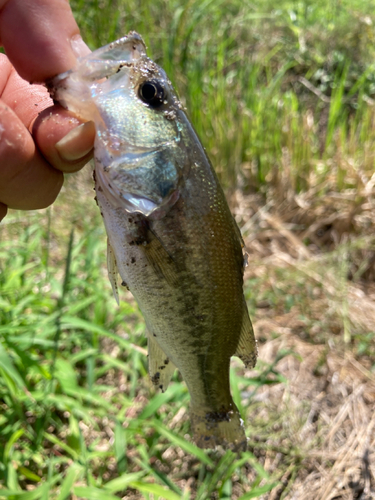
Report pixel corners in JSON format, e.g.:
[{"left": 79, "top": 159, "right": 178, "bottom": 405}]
[{"left": 139, "top": 80, "right": 166, "bottom": 108}]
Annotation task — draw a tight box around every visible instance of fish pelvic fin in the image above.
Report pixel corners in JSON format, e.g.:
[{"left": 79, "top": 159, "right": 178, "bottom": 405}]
[
  {"left": 107, "top": 238, "right": 119, "bottom": 305},
  {"left": 234, "top": 298, "right": 258, "bottom": 369},
  {"left": 190, "top": 404, "right": 247, "bottom": 452},
  {"left": 147, "top": 333, "right": 176, "bottom": 393}
]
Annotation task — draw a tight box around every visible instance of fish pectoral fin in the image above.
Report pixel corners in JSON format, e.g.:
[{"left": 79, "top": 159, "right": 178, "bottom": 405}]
[
  {"left": 234, "top": 298, "right": 258, "bottom": 368},
  {"left": 107, "top": 238, "right": 120, "bottom": 305},
  {"left": 144, "top": 231, "right": 180, "bottom": 288},
  {"left": 148, "top": 333, "right": 176, "bottom": 393}
]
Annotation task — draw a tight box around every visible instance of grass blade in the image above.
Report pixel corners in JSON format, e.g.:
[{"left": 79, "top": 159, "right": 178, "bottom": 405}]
[
  {"left": 129, "top": 481, "right": 182, "bottom": 500},
  {"left": 73, "top": 487, "right": 120, "bottom": 500},
  {"left": 56, "top": 463, "right": 83, "bottom": 500},
  {"left": 104, "top": 471, "right": 145, "bottom": 493},
  {"left": 152, "top": 421, "right": 214, "bottom": 467}
]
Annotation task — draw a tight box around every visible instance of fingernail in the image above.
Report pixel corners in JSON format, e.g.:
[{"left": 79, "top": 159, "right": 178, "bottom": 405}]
[
  {"left": 71, "top": 34, "right": 91, "bottom": 58},
  {"left": 55, "top": 121, "right": 95, "bottom": 162}
]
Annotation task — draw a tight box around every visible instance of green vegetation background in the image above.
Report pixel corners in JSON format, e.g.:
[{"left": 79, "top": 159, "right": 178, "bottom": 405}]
[{"left": 1, "top": 0, "right": 375, "bottom": 498}]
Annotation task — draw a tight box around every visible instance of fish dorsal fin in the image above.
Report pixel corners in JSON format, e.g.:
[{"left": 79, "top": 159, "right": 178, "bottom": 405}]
[
  {"left": 234, "top": 298, "right": 258, "bottom": 368},
  {"left": 107, "top": 238, "right": 119, "bottom": 305},
  {"left": 148, "top": 333, "right": 176, "bottom": 393}
]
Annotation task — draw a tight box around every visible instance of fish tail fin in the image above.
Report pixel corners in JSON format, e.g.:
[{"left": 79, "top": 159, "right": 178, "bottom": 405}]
[{"left": 190, "top": 404, "right": 247, "bottom": 452}]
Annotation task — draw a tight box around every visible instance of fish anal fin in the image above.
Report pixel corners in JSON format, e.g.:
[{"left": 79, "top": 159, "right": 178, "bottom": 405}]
[
  {"left": 234, "top": 298, "right": 258, "bottom": 369},
  {"left": 107, "top": 238, "right": 119, "bottom": 305},
  {"left": 148, "top": 333, "right": 176, "bottom": 393}
]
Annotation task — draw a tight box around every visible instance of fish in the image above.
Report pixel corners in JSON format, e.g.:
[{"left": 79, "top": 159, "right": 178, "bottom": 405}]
[{"left": 49, "top": 32, "right": 257, "bottom": 451}]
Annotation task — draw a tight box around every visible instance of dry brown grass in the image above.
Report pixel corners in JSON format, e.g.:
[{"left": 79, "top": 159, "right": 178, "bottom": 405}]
[
  {"left": 248, "top": 321, "right": 375, "bottom": 499},
  {"left": 228, "top": 174, "right": 375, "bottom": 499}
]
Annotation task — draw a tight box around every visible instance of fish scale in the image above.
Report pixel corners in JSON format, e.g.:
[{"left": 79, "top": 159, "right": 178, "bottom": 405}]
[{"left": 49, "top": 31, "right": 257, "bottom": 450}]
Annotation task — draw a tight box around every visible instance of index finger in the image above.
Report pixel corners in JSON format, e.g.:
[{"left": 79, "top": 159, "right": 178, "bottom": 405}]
[{"left": 0, "top": 0, "right": 86, "bottom": 82}]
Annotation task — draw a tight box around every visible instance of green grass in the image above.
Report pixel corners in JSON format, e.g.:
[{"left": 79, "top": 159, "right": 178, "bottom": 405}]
[
  {"left": 0, "top": 208, "right": 282, "bottom": 498},
  {"left": 2, "top": 0, "right": 375, "bottom": 498},
  {"left": 71, "top": 0, "right": 375, "bottom": 191}
]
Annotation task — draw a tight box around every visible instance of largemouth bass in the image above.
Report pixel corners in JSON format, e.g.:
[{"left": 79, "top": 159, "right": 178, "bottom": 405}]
[{"left": 50, "top": 32, "right": 257, "bottom": 451}]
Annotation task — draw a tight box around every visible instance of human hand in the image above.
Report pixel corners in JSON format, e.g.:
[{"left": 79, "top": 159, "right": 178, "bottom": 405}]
[{"left": 0, "top": 0, "right": 95, "bottom": 222}]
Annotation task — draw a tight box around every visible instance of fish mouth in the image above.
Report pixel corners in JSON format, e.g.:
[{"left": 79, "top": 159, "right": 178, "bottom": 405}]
[
  {"left": 49, "top": 32, "right": 146, "bottom": 87},
  {"left": 47, "top": 32, "right": 147, "bottom": 112}
]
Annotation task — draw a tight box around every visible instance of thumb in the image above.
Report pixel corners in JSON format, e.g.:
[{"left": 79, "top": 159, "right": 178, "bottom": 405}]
[{"left": 0, "top": 0, "right": 90, "bottom": 82}]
